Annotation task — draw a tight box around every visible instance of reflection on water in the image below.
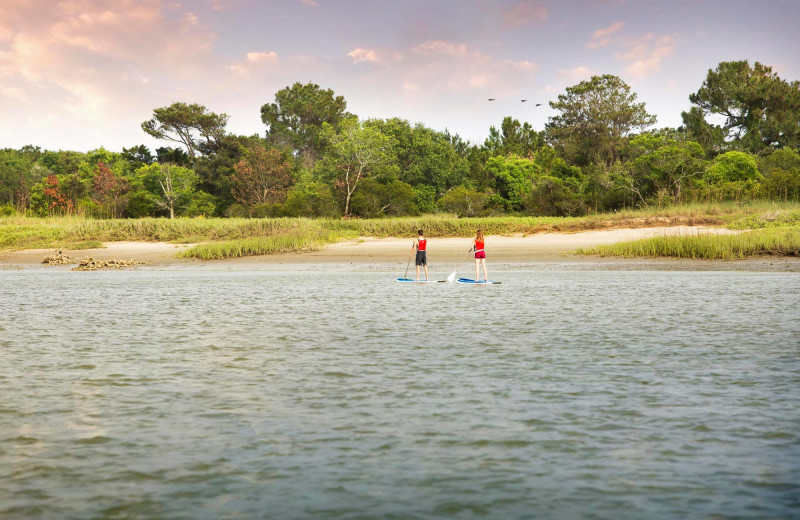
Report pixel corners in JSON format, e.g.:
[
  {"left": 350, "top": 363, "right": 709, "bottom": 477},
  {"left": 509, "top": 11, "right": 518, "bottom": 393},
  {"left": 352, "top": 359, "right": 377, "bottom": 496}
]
[{"left": 1, "top": 270, "right": 799, "bottom": 519}]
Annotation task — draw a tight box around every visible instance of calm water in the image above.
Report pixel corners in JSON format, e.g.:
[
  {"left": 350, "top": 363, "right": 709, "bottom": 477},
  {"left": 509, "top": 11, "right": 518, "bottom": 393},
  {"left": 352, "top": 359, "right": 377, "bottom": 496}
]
[{"left": 1, "top": 269, "right": 799, "bottom": 520}]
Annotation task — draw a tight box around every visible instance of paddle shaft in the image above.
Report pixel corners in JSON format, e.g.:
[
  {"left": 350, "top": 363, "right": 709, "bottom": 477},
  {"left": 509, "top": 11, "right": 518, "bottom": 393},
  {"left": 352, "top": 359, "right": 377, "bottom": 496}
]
[
  {"left": 403, "top": 241, "right": 414, "bottom": 279},
  {"left": 448, "top": 246, "right": 473, "bottom": 281}
]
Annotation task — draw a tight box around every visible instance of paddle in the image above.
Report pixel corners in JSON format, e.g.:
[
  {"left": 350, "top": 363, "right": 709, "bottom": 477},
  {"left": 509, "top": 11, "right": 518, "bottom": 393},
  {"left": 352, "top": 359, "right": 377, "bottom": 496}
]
[
  {"left": 401, "top": 240, "right": 414, "bottom": 280},
  {"left": 446, "top": 247, "right": 473, "bottom": 283}
]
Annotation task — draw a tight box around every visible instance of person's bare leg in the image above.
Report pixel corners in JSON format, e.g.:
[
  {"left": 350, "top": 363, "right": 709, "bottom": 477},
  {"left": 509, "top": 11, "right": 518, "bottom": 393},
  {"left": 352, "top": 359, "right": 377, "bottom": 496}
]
[
  {"left": 481, "top": 258, "right": 488, "bottom": 281},
  {"left": 474, "top": 258, "right": 479, "bottom": 281},
  {"left": 416, "top": 265, "right": 420, "bottom": 280},
  {"left": 424, "top": 264, "right": 429, "bottom": 281}
]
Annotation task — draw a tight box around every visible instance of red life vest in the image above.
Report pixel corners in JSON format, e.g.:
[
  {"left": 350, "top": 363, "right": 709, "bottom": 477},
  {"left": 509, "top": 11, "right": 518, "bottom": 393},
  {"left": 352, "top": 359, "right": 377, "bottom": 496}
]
[
  {"left": 418, "top": 238, "right": 427, "bottom": 251},
  {"left": 475, "top": 239, "right": 484, "bottom": 251}
]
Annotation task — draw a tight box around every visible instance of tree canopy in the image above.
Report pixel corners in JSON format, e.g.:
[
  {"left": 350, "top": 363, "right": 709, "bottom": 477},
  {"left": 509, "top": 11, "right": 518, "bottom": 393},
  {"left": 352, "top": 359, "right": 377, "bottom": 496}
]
[
  {"left": 546, "top": 74, "right": 657, "bottom": 166},
  {"left": 682, "top": 61, "right": 800, "bottom": 155}
]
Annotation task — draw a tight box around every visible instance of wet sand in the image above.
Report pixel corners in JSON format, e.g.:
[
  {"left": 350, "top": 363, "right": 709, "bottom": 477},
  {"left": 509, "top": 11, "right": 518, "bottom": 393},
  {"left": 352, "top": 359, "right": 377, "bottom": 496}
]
[{"left": 2, "top": 226, "right": 798, "bottom": 272}]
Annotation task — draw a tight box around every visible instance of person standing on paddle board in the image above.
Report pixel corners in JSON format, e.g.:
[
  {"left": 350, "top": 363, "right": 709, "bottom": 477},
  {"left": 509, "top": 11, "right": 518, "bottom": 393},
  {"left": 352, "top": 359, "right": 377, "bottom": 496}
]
[
  {"left": 473, "top": 229, "right": 488, "bottom": 282},
  {"left": 410, "top": 229, "right": 429, "bottom": 281}
]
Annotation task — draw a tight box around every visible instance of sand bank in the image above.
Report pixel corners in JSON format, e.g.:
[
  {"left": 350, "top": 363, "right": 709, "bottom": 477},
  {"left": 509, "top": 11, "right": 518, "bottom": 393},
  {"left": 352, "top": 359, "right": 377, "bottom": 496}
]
[{"left": 2, "top": 226, "right": 797, "bottom": 272}]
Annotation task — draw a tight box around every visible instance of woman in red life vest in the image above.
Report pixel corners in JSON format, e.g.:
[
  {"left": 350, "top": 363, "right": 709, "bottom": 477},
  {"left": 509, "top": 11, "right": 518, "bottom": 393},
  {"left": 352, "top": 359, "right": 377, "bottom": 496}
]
[
  {"left": 410, "top": 229, "right": 428, "bottom": 281},
  {"left": 473, "top": 229, "right": 488, "bottom": 282}
]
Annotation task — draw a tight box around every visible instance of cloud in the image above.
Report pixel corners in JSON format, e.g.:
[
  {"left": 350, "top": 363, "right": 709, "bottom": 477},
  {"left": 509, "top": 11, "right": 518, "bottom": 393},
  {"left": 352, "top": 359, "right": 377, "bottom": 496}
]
[
  {"left": 503, "top": 1, "right": 549, "bottom": 28},
  {"left": 355, "top": 40, "right": 539, "bottom": 100},
  {"left": 412, "top": 40, "right": 468, "bottom": 56},
  {"left": 247, "top": 51, "right": 278, "bottom": 63},
  {"left": 558, "top": 66, "right": 595, "bottom": 82},
  {"left": 301, "top": 0, "right": 318, "bottom": 6},
  {"left": 348, "top": 48, "right": 378, "bottom": 64},
  {"left": 615, "top": 33, "right": 678, "bottom": 80},
  {"left": 586, "top": 21, "right": 624, "bottom": 48},
  {"left": 0, "top": 0, "right": 221, "bottom": 139}
]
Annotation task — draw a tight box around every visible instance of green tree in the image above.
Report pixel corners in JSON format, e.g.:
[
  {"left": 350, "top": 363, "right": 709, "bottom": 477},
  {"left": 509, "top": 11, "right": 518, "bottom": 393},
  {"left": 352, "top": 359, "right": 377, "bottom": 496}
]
[
  {"left": 682, "top": 60, "right": 800, "bottom": 155},
  {"left": 704, "top": 151, "right": 762, "bottom": 184},
  {"left": 485, "top": 154, "right": 540, "bottom": 210},
  {"left": 485, "top": 117, "right": 544, "bottom": 157},
  {"left": 438, "top": 186, "right": 488, "bottom": 217},
  {"left": 524, "top": 176, "right": 586, "bottom": 216},
  {"left": 627, "top": 134, "right": 707, "bottom": 204},
  {"left": 282, "top": 182, "right": 340, "bottom": 217},
  {"left": 137, "top": 163, "right": 201, "bottom": 218},
  {"left": 261, "top": 82, "right": 350, "bottom": 167},
  {"left": 367, "top": 118, "right": 467, "bottom": 194},
  {"left": 758, "top": 148, "right": 800, "bottom": 200},
  {"left": 350, "top": 179, "right": 416, "bottom": 217},
  {"left": 546, "top": 74, "right": 657, "bottom": 166},
  {"left": 318, "top": 118, "right": 396, "bottom": 216},
  {"left": 142, "top": 102, "right": 230, "bottom": 161}
]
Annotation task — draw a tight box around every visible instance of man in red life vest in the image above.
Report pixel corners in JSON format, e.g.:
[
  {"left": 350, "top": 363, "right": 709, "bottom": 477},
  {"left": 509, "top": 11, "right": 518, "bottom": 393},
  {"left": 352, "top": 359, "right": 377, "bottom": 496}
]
[{"left": 409, "top": 229, "right": 429, "bottom": 281}]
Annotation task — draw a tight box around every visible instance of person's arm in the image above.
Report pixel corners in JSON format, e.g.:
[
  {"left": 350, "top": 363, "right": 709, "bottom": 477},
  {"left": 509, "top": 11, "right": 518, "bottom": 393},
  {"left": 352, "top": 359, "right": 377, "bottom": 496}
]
[{"left": 409, "top": 240, "right": 417, "bottom": 256}]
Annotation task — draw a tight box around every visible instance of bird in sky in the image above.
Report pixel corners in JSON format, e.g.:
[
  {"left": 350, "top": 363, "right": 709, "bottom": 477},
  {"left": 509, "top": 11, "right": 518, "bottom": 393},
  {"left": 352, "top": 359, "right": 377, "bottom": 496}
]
[
  {"left": 488, "top": 98, "right": 496, "bottom": 101},
  {"left": 535, "top": 103, "right": 542, "bottom": 106},
  {"left": 521, "top": 99, "right": 527, "bottom": 102}
]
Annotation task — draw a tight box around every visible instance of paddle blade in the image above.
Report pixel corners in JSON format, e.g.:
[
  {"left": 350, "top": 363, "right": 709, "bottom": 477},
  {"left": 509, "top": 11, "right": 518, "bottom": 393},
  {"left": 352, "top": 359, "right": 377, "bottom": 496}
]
[{"left": 446, "top": 271, "right": 456, "bottom": 283}]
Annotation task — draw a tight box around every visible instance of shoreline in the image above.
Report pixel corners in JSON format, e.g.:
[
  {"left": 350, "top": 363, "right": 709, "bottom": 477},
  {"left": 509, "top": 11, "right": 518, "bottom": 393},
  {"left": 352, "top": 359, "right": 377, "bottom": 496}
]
[{"left": 2, "top": 226, "right": 799, "bottom": 272}]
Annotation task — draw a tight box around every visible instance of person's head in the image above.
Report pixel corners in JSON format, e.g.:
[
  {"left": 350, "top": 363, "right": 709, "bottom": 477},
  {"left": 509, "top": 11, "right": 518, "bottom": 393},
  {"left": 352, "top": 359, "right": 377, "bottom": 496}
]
[
  {"left": 476, "top": 229, "right": 484, "bottom": 241},
  {"left": 418, "top": 229, "right": 424, "bottom": 236}
]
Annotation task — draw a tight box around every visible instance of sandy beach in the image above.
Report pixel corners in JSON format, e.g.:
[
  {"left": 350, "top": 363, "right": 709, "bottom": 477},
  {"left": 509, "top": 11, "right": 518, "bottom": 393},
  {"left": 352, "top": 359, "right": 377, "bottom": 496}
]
[{"left": 2, "top": 225, "right": 798, "bottom": 272}]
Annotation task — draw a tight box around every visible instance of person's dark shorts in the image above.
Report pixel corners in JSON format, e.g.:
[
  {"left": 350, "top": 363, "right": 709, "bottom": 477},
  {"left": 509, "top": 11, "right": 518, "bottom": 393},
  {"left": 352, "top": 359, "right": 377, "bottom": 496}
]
[
  {"left": 415, "top": 250, "right": 427, "bottom": 266},
  {"left": 475, "top": 250, "right": 486, "bottom": 259}
]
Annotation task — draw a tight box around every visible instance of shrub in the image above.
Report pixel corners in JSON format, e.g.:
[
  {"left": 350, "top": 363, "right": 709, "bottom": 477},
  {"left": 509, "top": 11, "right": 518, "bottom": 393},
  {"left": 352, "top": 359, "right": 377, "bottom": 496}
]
[{"left": 438, "top": 186, "right": 488, "bottom": 217}]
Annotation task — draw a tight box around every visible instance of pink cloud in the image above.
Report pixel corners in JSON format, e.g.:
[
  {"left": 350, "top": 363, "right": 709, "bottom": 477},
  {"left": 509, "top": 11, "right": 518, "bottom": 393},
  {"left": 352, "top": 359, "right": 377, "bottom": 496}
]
[
  {"left": 348, "top": 48, "right": 378, "bottom": 64},
  {"left": 412, "top": 40, "right": 468, "bottom": 56},
  {"left": 503, "top": 1, "right": 549, "bottom": 28},
  {"left": 247, "top": 51, "right": 278, "bottom": 63},
  {"left": 0, "top": 0, "right": 220, "bottom": 139},
  {"left": 593, "top": 21, "right": 625, "bottom": 39},
  {"left": 301, "top": 0, "right": 319, "bottom": 6},
  {"left": 558, "top": 66, "right": 596, "bottom": 83},
  {"left": 615, "top": 34, "right": 678, "bottom": 80},
  {"left": 586, "top": 21, "right": 624, "bottom": 48},
  {"left": 354, "top": 40, "right": 539, "bottom": 100}
]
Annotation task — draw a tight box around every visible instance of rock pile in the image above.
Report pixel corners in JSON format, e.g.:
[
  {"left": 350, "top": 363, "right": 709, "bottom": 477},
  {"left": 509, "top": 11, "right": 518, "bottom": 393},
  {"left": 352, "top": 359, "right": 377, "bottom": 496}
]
[
  {"left": 72, "top": 257, "right": 142, "bottom": 271},
  {"left": 42, "top": 250, "right": 73, "bottom": 265}
]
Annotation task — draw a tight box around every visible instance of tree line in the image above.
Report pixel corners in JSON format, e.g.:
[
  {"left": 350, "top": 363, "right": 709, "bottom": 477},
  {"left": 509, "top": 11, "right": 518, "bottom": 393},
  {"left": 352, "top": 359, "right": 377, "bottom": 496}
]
[{"left": 1, "top": 60, "right": 799, "bottom": 219}]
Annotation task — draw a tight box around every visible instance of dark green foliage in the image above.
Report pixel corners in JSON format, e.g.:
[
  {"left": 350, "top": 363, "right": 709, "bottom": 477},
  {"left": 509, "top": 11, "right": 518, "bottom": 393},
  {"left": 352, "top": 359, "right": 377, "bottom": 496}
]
[
  {"left": 142, "top": 102, "right": 229, "bottom": 160},
  {"left": 413, "top": 185, "right": 437, "bottom": 214},
  {"left": 261, "top": 82, "right": 351, "bottom": 167},
  {"left": 759, "top": 148, "right": 800, "bottom": 201},
  {"left": 350, "top": 179, "right": 416, "bottom": 218},
  {"left": 682, "top": 61, "right": 800, "bottom": 155},
  {"left": 524, "top": 176, "right": 586, "bottom": 217},
  {"left": 438, "top": 187, "right": 488, "bottom": 217},
  {"left": 283, "top": 182, "right": 340, "bottom": 218},
  {"left": 2, "top": 63, "right": 799, "bottom": 220},
  {"left": 546, "top": 74, "right": 657, "bottom": 166}
]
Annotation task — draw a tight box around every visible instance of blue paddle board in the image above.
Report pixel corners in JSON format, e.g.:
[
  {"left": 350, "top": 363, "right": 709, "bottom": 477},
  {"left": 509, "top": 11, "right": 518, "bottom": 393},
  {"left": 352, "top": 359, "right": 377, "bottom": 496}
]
[
  {"left": 457, "top": 278, "right": 501, "bottom": 285},
  {"left": 396, "top": 278, "right": 437, "bottom": 283}
]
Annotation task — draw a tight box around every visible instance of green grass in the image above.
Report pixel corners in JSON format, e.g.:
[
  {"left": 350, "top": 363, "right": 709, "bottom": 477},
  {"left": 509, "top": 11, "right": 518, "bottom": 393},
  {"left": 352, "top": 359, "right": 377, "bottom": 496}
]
[
  {"left": 3, "top": 201, "right": 800, "bottom": 260},
  {"left": 578, "top": 226, "right": 800, "bottom": 260},
  {"left": 177, "top": 229, "right": 357, "bottom": 260}
]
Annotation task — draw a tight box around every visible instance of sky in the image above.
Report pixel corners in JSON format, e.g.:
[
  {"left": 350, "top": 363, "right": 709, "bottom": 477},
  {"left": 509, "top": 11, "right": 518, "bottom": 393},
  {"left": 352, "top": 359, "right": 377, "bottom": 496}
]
[{"left": 1, "top": 0, "right": 798, "bottom": 152}]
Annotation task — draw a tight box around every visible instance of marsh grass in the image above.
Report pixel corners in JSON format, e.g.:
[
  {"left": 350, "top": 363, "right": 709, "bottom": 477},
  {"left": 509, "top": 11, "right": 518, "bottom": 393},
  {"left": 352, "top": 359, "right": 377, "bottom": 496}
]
[
  {"left": 178, "top": 229, "right": 357, "bottom": 260},
  {"left": 3, "top": 201, "right": 799, "bottom": 259},
  {"left": 578, "top": 226, "right": 800, "bottom": 260}
]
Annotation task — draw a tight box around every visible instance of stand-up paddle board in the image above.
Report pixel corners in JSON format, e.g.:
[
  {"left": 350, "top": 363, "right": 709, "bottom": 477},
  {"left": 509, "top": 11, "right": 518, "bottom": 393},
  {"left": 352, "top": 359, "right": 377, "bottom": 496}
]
[
  {"left": 396, "top": 278, "right": 437, "bottom": 283},
  {"left": 456, "top": 278, "right": 501, "bottom": 285}
]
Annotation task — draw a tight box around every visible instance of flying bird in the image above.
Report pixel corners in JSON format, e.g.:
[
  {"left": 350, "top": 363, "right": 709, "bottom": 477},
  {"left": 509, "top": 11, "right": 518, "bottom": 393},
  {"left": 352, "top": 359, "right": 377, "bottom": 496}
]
[
  {"left": 535, "top": 103, "right": 542, "bottom": 106},
  {"left": 521, "top": 99, "right": 527, "bottom": 102},
  {"left": 488, "top": 98, "right": 496, "bottom": 101}
]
